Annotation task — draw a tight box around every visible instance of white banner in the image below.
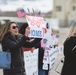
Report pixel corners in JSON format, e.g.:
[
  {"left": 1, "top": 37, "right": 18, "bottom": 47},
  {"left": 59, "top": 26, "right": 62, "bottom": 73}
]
[
  {"left": 26, "top": 15, "right": 46, "bottom": 38},
  {"left": 49, "top": 47, "right": 59, "bottom": 70},
  {"left": 23, "top": 49, "right": 38, "bottom": 75}
]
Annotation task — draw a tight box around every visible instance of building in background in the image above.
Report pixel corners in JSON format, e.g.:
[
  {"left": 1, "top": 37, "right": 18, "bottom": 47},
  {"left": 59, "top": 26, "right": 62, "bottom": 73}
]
[
  {"left": 0, "top": 0, "right": 52, "bottom": 13},
  {"left": 52, "top": 0, "right": 76, "bottom": 27},
  {"left": 0, "top": 0, "right": 52, "bottom": 24},
  {"left": 0, "top": 0, "right": 53, "bottom": 32}
]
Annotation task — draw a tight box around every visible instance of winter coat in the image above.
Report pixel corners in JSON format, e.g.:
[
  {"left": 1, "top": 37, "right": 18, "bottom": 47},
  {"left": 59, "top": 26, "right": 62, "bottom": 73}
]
[
  {"left": 1, "top": 33, "right": 41, "bottom": 75},
  {"left": 61, "top": 36, "right": 76, "bottom": 75},
  {"left": 38, "top": 44, "right": 44, "bottom": 69}
]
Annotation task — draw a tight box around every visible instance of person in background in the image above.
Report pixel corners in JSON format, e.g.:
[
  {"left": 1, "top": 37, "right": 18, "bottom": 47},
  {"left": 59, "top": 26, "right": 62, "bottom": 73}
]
[
  {"left": 38, "top": 45, "right": 46, "bottom": 75},
  {"left": 61, "top": 22, "right": 76, "bottom": 75},
  {"left": 19, "top": 22, "right": 41, "bottom": 52},
  {"left": 0, "top": 21, "right": 41, "bottom": 75},
  {"left": 19, "top": 22, "right": 49, "bottom": 75},
  {"left": 38, "top": 22, "right": 49, "bottom": 75}
]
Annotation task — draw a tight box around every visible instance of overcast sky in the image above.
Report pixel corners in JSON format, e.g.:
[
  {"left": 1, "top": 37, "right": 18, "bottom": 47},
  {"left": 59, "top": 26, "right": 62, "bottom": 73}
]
[{"left": 0, "top": 0, "right": 53, "bottom": 13}]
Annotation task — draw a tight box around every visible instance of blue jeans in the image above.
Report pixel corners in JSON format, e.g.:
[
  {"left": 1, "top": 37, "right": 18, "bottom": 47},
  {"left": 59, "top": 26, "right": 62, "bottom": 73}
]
[{"left": 38, "top": 69, "right": 49, "bottom": 75}]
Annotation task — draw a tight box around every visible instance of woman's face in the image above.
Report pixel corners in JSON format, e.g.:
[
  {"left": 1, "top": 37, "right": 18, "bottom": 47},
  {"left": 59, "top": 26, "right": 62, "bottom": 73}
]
[
  {"left": 25, "top": 26, "right": 30, "bottom": 36},
  {"left": 8, "top": 23, "right": 19, "bottom": 35}
]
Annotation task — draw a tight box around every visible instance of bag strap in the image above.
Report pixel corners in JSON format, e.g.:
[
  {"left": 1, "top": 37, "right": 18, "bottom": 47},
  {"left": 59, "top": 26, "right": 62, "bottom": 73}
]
[
  {"left": 0, "top": 42, "right": 10, "bottom": 52},
  {"left": 72, "top": 38, "right": 76, "bottom": 51},
  {"left": 0, "top": 43, "right": 2, "bottom": 51},
  {"left": 72, "top": 45, "right": 76, "bottom": 51}
]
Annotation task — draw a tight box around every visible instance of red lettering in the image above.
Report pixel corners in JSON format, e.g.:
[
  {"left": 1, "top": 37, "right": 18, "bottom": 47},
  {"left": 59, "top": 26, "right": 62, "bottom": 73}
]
[{"left": 26, "top": 16, "right": 44, "bottom": 28}]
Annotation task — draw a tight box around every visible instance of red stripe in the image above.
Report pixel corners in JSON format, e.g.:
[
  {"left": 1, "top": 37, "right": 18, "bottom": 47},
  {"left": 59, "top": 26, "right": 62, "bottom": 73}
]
[{"left": 22, "top": 47, "right": 32, "bottom": 52}]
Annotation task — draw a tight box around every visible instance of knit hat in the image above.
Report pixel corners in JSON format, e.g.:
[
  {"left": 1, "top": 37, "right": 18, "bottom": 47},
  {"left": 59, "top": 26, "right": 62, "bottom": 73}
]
[{"left": 19, "top": 23, "right": 28, "bottom": 35}]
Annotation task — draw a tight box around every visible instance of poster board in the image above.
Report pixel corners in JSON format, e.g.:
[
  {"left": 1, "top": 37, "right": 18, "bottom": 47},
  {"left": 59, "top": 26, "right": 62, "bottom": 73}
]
[
  {"left": 26, "top": 15, "right": 46, "bottom": 38},
  {"left": 23, "top": 49, "right": 38, "bottom": 75}
]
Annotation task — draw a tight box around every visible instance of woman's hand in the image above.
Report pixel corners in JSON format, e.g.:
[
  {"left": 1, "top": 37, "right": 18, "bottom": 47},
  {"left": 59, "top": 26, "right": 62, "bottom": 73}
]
[
  {"left": 31, "top": 47, "right": 35, "bottom": 53},
  {"left": 43, "top": 28, "right": 47, "bottom": 34},
  {"left": 29, "top": 39, "right": 34, "bottom": 42}
]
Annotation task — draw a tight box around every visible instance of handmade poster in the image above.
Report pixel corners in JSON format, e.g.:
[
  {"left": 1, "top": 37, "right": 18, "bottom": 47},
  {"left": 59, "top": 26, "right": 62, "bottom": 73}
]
[
  {"left": 49, "top": 47, "right": 59, "bottom": 70},
  {"left": 23, "top": 49, "right": 38, "bottom": 75},
  {"left": 26, "top": 15, "right": 46, "bottom": 38},
  {"left": 41, "top": 28, "right": 52, "bottom": 47},
  {"left": 42, "top": 63, "right": 48, "bottom": 70},
  {"left": 42, "top": 33, "right": 59, "bottom": 70},
  {"left": 41, "top": 39, "right": 46, "bottom": 48},
  {"left": 58, "top": 45, "right": 64, "bottom": 54},
  {"left": 43, "top": 50, "right": 49, "bottom": 64},
  {"left": 42, "top": 47, "right": 50, "bottom": 70}
]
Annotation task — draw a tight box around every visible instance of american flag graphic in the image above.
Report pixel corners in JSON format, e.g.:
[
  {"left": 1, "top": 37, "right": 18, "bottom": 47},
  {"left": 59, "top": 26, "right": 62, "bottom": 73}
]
[
  {"left": 38, "top": 11, "right": 41, "bottom": 16},
  {"left": 41, "top": 39, "right": 46, "bottom": 47},
  {"left": 17, "top": 9, "right": 25, "bottom": 18}
]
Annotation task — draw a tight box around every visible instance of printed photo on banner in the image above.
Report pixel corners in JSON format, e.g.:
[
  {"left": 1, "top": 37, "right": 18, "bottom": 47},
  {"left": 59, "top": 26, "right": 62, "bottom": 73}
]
[
  {"left": 41, "top": 27, "right": 52, "bottom": 47},
  {"left": 26, "top": 15, "right": 46, "bottom": 38}
]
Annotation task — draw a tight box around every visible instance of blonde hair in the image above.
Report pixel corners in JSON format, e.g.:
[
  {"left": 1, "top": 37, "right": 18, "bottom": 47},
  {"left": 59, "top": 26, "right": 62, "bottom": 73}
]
[
  {"left": 0, "top": 21, "right": 16, "bottom": 42},
  {"left": 66, "top": 21, "right": 76, "bottom": 38}
]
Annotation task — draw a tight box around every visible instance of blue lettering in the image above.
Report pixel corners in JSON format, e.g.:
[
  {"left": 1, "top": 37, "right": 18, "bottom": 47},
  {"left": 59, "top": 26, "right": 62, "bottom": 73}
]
[
  {"left": 30, "top": 30, "right": 42, "bottom": 37},
  {"left": 32, "top": 30, "right": 35, "bottom": 36}
]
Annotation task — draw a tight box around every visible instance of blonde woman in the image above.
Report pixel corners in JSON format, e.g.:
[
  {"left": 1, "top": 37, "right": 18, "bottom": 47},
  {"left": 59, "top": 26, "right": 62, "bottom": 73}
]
[{"left": 61, "top": 22, "right": 76, "bottom": 75}]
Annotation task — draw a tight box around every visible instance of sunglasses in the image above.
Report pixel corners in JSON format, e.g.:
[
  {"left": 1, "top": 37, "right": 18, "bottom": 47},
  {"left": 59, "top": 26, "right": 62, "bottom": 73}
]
[{"left": 12, "top": 26, "right": 18, "bottom": 29}]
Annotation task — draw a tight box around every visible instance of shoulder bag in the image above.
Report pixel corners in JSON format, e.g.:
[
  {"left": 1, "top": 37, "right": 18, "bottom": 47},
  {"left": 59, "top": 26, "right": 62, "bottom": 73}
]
[
  {"left": 55, "top": 45, "right": 76, "bottom": 74},
  {"left": 0, "top": 43, "right": 11, "bottom": 69}
]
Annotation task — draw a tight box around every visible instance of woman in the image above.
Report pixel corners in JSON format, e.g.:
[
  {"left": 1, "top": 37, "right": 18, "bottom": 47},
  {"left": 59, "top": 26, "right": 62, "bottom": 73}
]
[
  {"left": 38, "top": 23, "right": 49, "bottom": 75},
  {"left": 19, "top": 22, "right": 41, "bottom": 52},
  {"left": 0, "top": 21, "right": 41, "bottom": 75},
  {"left": 19, "top": 23, "right": 49, "bottom": 75},
  {"left": 61, "top": 22, "right": 76, "bottom": 75}
]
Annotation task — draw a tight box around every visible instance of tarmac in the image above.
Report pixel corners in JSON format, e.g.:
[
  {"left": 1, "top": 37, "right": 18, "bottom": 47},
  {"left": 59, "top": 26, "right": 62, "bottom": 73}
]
[{"left": 0, "top": 27, "right": 69, "bottom": 75}]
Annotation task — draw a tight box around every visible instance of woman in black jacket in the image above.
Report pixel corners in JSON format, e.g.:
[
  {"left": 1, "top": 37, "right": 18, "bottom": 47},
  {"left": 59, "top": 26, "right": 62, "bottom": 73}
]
[
  {"left": 38, "top": 23, "right": 49, "bottom": 75},
  {"left": 0, "top": 22, "right": 41, "bottom": 75},
  {"left": 19, "top": 22, "right": 49, "bottom": 75},
  {"left": 19, "top": 22, "right": 42, "bottom": 51},
  {"left": 61, "top": 22, "right": 76, "bottom": 75}
]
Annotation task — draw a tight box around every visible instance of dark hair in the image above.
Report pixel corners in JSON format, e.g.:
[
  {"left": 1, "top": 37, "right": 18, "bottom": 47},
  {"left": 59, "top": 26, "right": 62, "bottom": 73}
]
[
  {"left": 19, "top": 23, "right": 28, "bottom": 35},
  {"left": 0, "top": 21, "right": 16, "bottom": 41},
  {"left": 46, "top": 22, "right": 49, "bottom": 29},
  {"left": 8, "top": 22, "right": 17, "bottom": 29}
]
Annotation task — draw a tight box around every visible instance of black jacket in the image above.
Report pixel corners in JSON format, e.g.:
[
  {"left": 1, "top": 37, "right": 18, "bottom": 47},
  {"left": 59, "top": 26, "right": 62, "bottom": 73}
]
[
  {"left": 38, "top": 47, "right": 44, "bottom": 69},
  {"left": 35, "top": 43, "right": 44, "bottom": 69},
  {"left": 2, "top": 33, "right": 41, "bottom": 75},
  {"left": 61, "top": 36, "right": 76, "bottom": 75}
]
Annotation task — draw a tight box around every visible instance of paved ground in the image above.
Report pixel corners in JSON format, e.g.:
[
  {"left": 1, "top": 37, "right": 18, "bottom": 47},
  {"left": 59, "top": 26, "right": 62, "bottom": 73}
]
[{"left": 0, "top": 28, "right": 69, "bottom": 75}]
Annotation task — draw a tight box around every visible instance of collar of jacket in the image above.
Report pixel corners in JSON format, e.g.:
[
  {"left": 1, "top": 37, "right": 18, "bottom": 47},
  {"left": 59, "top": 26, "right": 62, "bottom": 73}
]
[{"left": 5, "top": 32, "right": 18, "bottom": 43}]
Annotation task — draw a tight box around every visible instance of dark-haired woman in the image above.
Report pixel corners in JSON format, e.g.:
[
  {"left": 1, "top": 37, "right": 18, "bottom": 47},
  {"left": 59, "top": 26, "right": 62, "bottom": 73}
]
[{"left": 0, "top": 22, "right": 41, "bottom": 75}]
